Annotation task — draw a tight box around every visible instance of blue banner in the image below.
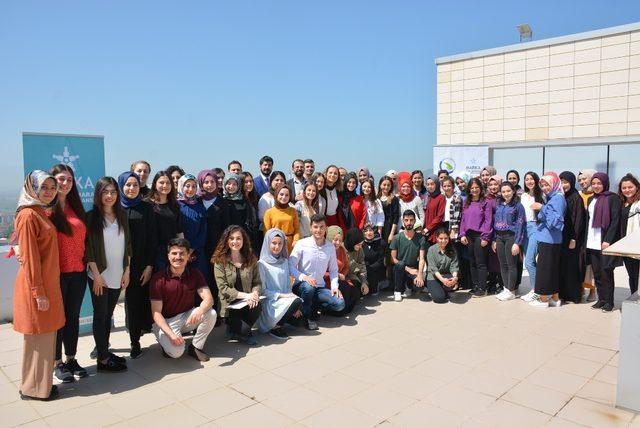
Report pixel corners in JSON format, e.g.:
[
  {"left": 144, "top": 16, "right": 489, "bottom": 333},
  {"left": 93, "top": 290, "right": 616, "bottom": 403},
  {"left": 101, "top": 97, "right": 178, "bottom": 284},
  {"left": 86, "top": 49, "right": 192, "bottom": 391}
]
[{"left": 22, "top": 132, "right": 105, "bottom": 334}]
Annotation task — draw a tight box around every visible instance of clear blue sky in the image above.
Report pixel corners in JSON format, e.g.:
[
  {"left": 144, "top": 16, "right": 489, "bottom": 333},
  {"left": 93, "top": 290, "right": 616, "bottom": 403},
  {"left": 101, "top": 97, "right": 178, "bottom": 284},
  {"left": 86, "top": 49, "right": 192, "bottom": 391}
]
[{"left": 1, "top": 1, "right": 638, "bottom": 193}]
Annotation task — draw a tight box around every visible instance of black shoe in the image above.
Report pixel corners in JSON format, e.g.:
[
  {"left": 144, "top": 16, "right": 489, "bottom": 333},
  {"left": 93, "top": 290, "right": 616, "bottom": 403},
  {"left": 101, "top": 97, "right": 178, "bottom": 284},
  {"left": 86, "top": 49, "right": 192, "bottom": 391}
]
[
  {"left": 54, "top": 362, "right": 74, "bottom": 383},
  {"left": 20, "top": 385, "right": 58, "bottom": 401},
  {"left": 305, "top": 319, "right": 319, "bottom": 331},
  {"left": 269, "top": 327, "right": 289, "bottom": 340},
  {"left": 65, "top": 359, "right": 88, "bottom": 378},
  {"left": 239, "top": 333, "right": 258, "bottom": 346},
  {"left": 97, "top": 358, "right": 127, "bottom": 373},
  {"left": 602, "top": 304, "right": 614, "bottom": 312},
  {"left": 472, "top": 288, "right": 486, "bottom": 298},
  {"left": 591, "top": 301, "right": 605, "bottom": 309},
  {"left": 109, "top": 352, "right": 126, "bottom": 364},
  {"left": 130, "top": 343, "right": 143, "bottom": 359},
  {"left": 187, "top": 344, "right": 210, "bottom": 362}
]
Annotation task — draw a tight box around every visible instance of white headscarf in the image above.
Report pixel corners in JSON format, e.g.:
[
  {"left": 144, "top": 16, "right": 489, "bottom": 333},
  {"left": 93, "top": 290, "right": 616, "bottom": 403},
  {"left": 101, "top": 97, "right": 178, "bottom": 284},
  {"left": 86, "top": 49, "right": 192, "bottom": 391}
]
[{"left": 17, "top": 170, "right": 56, "bottom": 212}]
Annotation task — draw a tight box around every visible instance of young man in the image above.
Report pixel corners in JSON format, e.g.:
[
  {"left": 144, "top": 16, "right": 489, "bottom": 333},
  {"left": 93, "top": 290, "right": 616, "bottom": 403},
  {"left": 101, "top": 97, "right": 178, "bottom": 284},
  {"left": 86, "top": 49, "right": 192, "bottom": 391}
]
[
  {"left": 254, "top": 155, "right": 273, "bottom": 198},
  {"left": 303, "top": 159, "right": 315, "bottom": 182},
  {"left": 149, "top": 238, "right": 217, "bottom": 361},
  {"left": 228, "top": 160, "right": 243, "bottom": 175},
  {"left": 289, "top": 214, "right": 345, "bottom": 330},
  {"left": 390, "top": 210, "right": 427, "bottom": 302},
  {"left": 287, "top": 159, "right": 306, "bottom": 201}
]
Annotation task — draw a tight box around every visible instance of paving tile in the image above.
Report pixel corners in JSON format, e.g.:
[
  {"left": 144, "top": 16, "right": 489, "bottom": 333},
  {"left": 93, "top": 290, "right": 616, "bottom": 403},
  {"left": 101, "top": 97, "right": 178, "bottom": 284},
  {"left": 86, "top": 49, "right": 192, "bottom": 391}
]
[
  {"left": 306, "top": 372, "right": 372, "bottom": 401},
  {"left": 577, "top": 332, "right": 619, "bottom": 351},
  {"left": 229, "top": 371, "right": 297, "bottom": 402},
  {"left": 558, "top": 343, "right": 617, "bottom": 364},
  {"left": 423, "top": 384, "right": 496, "bottom": 417},
  {"left": 527, "top": 367, "right": 590, "bottom": 395},
  {"left": 556, "top": 396, "right": 634, "bottom": 427},
  {"left": 29, "top": 381, "right": 103, "bottom": 417},
  {"left": 576, "top": 379, "right": 617, "bottom": 407},
  {"left": 544, "top": 417, "right": 588, "bottom": 427},
  {"left": 503, "top": 381, "right": 572, "bottom": 415},
  {"left": 411, "top": 358, "right": 473, "bottom": 382},
  {"left": 383, "top": 370, "right": 446, "bottom": 399},
  {"left": 0, "top": 381, "right": 19, "bottom": 405},
  {"left": 155, "top": 371, "right": 223, "bottom": 401},
  {"left": 105, "top": 384, "right": 175, "bottom": 419},
  {"left": 0, "top": 399, "right": 42, "bottom": 426},
  {"left": 262, "top": 386, "right": 335, "bottom": 421},
  {"left": 184, "top": 387, "right": 255, "bottom": 419},
  {"left": 214, "top": 403, "right": 295, "bottom": 426},
  {"left": 45, "top": 400, "right": 123, "bottom": 428},
  {"left": 543, "top": 355, "right": 605, "bottom": 378},
  {"left": 387, "top": 400, "right": 469, "bottom": 427},
  {"left": 608, "top": 353, "right": 619, "bottom": 367},
  {"left": 127, "top": 402, "right": 208, "bottom": 427},
  {"left": 345, "top": 385, "right": 416, "bottom": 421},
  {"left": 338, "top": 359, "right": 403, "bottom": 384},
  {"left": 450, "top": 368, "right": 519, "bottom": 398},
  {"left": 466, "top": 399, "right": 551, "bottom": 427},
  {"left": 242, "top": 348, "right": 302, "bottom": 371},
  {"left": 201, "top": 360, "right": 264, "bottom": 385},
  {"left": 594, "top": 365, "right": 617, "bottom": 385},
  {"left": 301, "top": 402, "right": 378, "bottom": 428},
  {"left": 270, "top": 354, "right": 338, "bottom": 384}
]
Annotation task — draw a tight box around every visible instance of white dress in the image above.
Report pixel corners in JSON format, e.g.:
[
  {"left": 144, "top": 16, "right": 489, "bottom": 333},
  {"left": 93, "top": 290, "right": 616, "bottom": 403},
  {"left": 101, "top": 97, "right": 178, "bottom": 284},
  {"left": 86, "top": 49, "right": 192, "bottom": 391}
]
[{"left": 256, "top": 259, "right": 299, "bottom": 332}]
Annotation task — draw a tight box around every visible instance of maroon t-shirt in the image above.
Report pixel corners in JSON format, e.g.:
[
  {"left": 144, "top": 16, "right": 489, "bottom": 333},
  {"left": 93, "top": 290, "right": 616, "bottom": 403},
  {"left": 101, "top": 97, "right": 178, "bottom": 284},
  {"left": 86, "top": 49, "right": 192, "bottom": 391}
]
[{"left": 149, "top": 267, "right": 207, "bottom": 319}]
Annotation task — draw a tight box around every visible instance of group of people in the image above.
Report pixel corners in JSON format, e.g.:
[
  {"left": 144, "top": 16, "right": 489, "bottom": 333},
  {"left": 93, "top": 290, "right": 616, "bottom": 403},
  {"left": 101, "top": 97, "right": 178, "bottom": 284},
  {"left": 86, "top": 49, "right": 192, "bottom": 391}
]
[{"left": 11, "top": 155, "right": 640, "bottom": 402}]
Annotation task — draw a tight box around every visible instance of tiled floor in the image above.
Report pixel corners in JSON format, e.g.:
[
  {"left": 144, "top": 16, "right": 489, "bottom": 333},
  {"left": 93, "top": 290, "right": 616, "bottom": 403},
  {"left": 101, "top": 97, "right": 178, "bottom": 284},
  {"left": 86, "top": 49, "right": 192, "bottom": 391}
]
[{"left": 0, "top": 271, "right": 638, "bottom": 427}]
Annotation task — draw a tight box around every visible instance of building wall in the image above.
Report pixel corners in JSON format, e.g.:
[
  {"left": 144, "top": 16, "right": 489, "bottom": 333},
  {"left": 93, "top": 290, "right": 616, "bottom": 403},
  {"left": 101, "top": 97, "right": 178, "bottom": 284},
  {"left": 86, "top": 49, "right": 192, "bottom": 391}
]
[{"left": 436, "top": 30, "right": 640, "bottom": 146}]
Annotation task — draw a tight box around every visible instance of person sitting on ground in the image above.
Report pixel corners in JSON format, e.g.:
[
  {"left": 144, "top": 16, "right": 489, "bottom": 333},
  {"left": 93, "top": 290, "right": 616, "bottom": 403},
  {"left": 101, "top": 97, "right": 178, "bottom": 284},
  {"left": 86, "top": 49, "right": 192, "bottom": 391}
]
[
  {"left": 426, "top": 228, "right": 460, "bottom": 303},
  {"left": 362, "top": 223, "right": 386, "bottom": 295},
  {"left": 390, "top": 209, "right": 427, "bottom": 302},
  {"left": 289, "top": 214, "right": 345, "bottom": 330},
  {"left": 344, "top": 227, "right": 370, "bottom": 299},
  {"left": 149, "top": 238, "right": 216, "bottom": 361}
]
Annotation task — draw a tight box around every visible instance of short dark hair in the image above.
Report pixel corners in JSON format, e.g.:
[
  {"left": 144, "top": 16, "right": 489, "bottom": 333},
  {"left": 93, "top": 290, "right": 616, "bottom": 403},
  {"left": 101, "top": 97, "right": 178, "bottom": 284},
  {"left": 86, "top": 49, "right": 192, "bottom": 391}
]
[
  {"left": 292, "top": 159, "right": 304, "bottom": 167},
  {"left": 438, "top": 169, "right": 449, "bottom": 176},
  {"left": 228, "top": 160, "right": 242, "bottom": 170},
  {"left": 310, "top": 213, "right": 326, "bottom": 225},
  {"left": 167, "top": 237, "right": 191, "bottom": 252},
  {"left": 304, "top": 159, "right": 314, "bottom": 164},
  {"left": 259, "top": 156, "right": 273, "bottom": 165},
  {"left": 402, "top": 209, "right": 416, "bottom": 219}
]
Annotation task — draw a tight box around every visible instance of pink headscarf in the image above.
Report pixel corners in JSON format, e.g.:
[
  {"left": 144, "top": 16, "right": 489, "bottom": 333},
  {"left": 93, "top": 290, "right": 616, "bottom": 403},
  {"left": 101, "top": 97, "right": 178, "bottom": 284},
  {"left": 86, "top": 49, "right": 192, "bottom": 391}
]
[{"left": 540, "top": 171, "right": 563, "bottom": 195}]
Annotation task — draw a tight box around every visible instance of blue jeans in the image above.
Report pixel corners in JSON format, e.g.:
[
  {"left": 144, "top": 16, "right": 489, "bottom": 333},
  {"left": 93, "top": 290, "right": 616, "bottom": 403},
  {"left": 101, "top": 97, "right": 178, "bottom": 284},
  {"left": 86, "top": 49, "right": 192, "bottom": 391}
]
[
  {"left": 523, "top": 222, "right": 538, "bottom": 291},
  {"left": 292, "top": 281, "right": 346, "bottom": 319}
]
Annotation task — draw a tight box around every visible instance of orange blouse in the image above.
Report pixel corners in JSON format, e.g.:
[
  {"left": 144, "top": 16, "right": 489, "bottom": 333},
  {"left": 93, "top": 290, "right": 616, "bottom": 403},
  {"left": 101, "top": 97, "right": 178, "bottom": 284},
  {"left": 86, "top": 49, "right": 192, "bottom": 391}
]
[{"left": 13, "top": 207, "right": 65, "bottom": 335}]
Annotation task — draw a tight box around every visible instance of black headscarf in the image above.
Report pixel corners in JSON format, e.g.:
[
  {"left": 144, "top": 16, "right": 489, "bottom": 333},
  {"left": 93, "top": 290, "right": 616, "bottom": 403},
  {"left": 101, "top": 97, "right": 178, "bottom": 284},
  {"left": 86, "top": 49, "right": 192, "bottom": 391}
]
[
  {"left": 559, "top": 171, "right": 577, "bottom": 197},
  {"left": 344, "top": 227, "right": 364, "bottom": 252}
]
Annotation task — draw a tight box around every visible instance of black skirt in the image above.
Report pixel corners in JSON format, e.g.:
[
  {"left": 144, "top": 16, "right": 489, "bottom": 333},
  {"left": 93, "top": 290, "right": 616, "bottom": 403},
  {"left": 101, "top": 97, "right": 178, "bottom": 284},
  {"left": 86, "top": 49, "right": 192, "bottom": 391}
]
[{"left": 535, "top": 242, "right": 562, "bottom": 295}]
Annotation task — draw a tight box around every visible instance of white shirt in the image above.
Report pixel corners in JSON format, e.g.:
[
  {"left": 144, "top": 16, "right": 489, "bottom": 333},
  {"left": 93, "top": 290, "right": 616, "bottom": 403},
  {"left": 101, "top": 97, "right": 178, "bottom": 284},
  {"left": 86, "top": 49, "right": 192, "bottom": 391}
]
[
  {"left": 88, "top": 219, "right": 125, "bottom": 289},
  {"left": 325, "top": 188, "right": 339, "bottom": 216},
  {"left": 365, "top": 199, "right": 385, "bottom": 227},
  {"left": 288, "top": 236, "right": 339, "bottom": 291},
  {"left": 444, "top": 195, "right": 453, "bottom": 222},
  {"left": 398, "top": 196, "right": 424, "bottom": 229},
  {"left": 258, "top": 193, "right": 275, "bottom": 223},
  {"left": 586, "top": 198, "right": 602, "bottom": 250},
  {"left": 203, "top": 197, "right": 216, "bottom": 210},
  {"left": 291, "top": 177, "right": 305, "bottom": 197},
  {"left": 520, "top": 193, "right": 537, "bottom": 222}
]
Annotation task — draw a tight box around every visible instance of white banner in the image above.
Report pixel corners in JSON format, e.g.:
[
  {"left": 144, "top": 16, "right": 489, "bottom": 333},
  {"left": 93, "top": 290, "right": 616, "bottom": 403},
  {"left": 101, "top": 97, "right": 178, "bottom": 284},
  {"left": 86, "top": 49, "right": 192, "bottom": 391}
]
[{"left": 433, "top": 145, "right": 489, "bottom": 178}]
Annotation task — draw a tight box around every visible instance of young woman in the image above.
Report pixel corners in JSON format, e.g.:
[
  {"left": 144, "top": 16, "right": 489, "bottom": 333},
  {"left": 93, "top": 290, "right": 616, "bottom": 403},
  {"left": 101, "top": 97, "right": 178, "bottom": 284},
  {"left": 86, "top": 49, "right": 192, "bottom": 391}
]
[
  {"left": 455, "top": 171, "right": 472, "bottom": 199},
  {"left": 345, "top": 228, "right": 370, "bottom": 303},
  {"left": 147, "top": 171, "right": 183, "bottom": 269},
  {"left": 362, "top": 223, "right": 386, "bottom": 296},
  {"left": 47, "top": 164, "right": 88, "bottom": 382},
  {"left": 491, "top": 182, "right": 525, "bottom": 301},
  {"left": 619, "top": 173, "right": 640, "bottom": 298},
  {"left": 485, "top": 175, "right": 503, "bottom": 293},
  {"left": 396, "top": 172, "right": 424, "bottom": 230},
  {"left": 323, "top": 165, "right": 347, "bottom": 232},
  {"left": 411, "top": 170, "right": 428, "bottom": 210},
  {"left": 177, "top": 174, "right": 209, "bottom": 280},
  {"left": 529, "top": 172, "right": 566, "bottom": 308},
  {"left": 263, "top": 185, "right": 301, "bottom": 254},
  {"left": 222, "top": 173, "right": 259, "bottom": 250},
  {"left": 506, "top": 170, "right": 523, "bottom": 195},
  {"left": 578, "top": 169, "right": 598, "bottom": 208},
  {"left": 442, "top": 176, "right": 469, "bottom": 289},
  {"left": 423, "top": 174, "right": 445, "bottom": 245},
  {"left": 459, "top": 178, "right": 493, "bottom": 297},
  {"left": 198, "top": 169, "right": 224, "bottom": 271},
  {"left": 480, "top": 166, "right": 497, "bottom": 188},
  {"left": 344, "top": 173, "right": 367, "bottom": 230},
  {"left": 323, "top": 226, "right": 365, "bottom": 315},
  {"left": 520, "top": 172, "right": 544, "bottom": 302},
  {"left": 361, "top": 179, "right": 384, "bottom": 236},
  {"left": 586, "top": 172, "right": 622, "bottom": 312},
  {"left": 13, "top": 170, "right": 65, "bottom": 400},
  {"left": 213, "top": 167, "right": 225, "bottom": 196},
  {"left": 295, "top": 182, "right": 318, "bottom": 238},
  {"left": 86, "top": 177, "right": 131, "bottom": 372},
  {"left": 426, "top": 229, "right": 460, "bottom": 304},
  {"left": 378, "top": 176, "right": 400, "bottom": 244},
  {"left": 256, "top": 228, "right": 303, "bottom": 339},
  {"left": 258, "top": 170, "right": 287, "bottom": 223},
  {"left": 559, "top": 171, "right": 586, "bottom": 304},
  {"left": 212, "top": 225, "right": 262, "bottom": 345},
  {"left": 131, "top": 160, "right": 151, "bottom": 196},
  {"left": 165, "top": 165, "right": 184, "bottom": 193},
  {"left": 242, "top": 171, "right": 259, "bottom": 208},
  {"left": 312, "top": 173, "right": 327, "bottom": 215},
  {"left": 118, "top": 172, "right": 156, "bottom": 359}
]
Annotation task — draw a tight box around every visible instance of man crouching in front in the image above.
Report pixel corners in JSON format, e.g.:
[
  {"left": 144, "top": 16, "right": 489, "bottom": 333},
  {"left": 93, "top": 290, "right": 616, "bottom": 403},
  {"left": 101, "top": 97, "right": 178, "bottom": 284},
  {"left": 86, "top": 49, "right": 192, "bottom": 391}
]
[{"left": 149, "top": 238, "right": 216, "bottom": 361}]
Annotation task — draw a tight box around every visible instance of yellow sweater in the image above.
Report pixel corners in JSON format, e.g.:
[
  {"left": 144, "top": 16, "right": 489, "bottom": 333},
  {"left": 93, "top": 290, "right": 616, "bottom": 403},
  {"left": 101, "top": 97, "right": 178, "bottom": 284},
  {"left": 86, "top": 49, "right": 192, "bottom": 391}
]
[{"left": 263, "top": 206, "right": 301, "bottom": 253}]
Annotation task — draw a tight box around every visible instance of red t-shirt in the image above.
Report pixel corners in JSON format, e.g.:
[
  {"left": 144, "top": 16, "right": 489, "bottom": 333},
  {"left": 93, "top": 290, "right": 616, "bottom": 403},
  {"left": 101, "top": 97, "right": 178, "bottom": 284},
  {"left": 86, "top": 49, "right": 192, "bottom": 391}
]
[
  {"left": 47, "top": 204, "right": 86, "bottom": 273},
  {"left": 149, "top": 267, "right": 207, "bottom": 319}
]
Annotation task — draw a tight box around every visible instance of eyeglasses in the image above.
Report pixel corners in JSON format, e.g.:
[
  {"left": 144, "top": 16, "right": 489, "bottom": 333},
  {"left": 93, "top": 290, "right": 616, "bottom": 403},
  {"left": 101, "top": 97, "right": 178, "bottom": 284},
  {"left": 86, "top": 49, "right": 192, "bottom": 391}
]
[{"left": 102, "top": 190, "right": 118, "bottom": 196}]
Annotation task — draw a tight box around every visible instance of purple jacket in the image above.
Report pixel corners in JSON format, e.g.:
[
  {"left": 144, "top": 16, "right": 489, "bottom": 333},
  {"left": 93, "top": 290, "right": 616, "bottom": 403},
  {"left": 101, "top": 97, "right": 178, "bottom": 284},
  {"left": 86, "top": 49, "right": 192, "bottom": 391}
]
[{"left": 459, "top": 199, "right": 493, "bottom": 241}]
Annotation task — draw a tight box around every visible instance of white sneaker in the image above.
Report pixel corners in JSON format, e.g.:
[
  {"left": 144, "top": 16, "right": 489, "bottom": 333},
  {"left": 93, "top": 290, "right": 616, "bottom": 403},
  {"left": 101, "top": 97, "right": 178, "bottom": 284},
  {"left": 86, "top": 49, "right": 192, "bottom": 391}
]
[
  {"left": 529, "top": 295, "right": 549, "bottom": 308},
  {"left": 394, "top": 292, "right": 402, "bottom": 302},
  {"left": 402, "top": 289, "right": 413, "bottom": 298},
  {"left": 520, "top": 290, "right": 535, "bottom": 302},
  {"left": 497, "top": 289, "right": 516, "bottom": 301},
  {"left": 495, "top": 289, "right": 508, "bottom": 300},
  {"left": 549, "top": 298, "right": 562, "bottom": 307}
]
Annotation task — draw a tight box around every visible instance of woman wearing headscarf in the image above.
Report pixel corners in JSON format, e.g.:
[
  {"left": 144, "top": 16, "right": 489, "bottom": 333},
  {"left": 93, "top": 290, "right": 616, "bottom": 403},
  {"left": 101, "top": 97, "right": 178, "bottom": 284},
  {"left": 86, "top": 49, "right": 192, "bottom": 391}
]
[
  {"left": 396, "top": 171, "right": 424, "bottom": 230},
  {"left": 558, "top": 171, "right": 586, "bottom": 304},
  {"left": 12, "top": 171, "right": 64, "bottom": 400},
  {"left": 323, "top": 226, "right": 365, "bottom": 315},
  {"left": 222, "top": 173, "right": 259, "bottom": 252},
  {"left": 578, "top": 168, "right": 598, "bottom": 301},
  {"left": 480, "top": 166, "right": 498, "bottom": 188},
  {"left": 118, "top": 172, "right": 157, "bottom": 359},
  {"left": 455, "top": 171, "right": 472, "bottom": 199},
  {"left": 423, "top": 174, "right": 445, "bottom": 245},
  {"left": 343, "top": 173, "right": 367, "bottom": 230},
  {"left": 345, "top": 228, "right": 370, "bottom": 301},
  {"left": 529, "top": 172, "right": 566, "bottom": 308},
  {"left": 177, "top": 174, "right": 209, "bottom": 280},
  {"left": 198, "top": 169, "right": 225, "bottom": 271},
  {"left": 585, "top": 172, "right": 622, "bottom": 312},
  {"left": 256, "top": 229, "right": 303, "bottom": 339}
]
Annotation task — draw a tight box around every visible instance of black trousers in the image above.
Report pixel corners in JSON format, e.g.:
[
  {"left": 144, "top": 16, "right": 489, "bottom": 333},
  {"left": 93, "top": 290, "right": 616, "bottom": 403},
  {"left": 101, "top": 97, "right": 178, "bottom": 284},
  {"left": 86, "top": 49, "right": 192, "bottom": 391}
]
[
  {"left": 426, "top": 274, "right": 454, "bottom": 303},
  {"left": 325, "top": 281, "right": 362, "bottom": 316},
  {"left": 366, "top": 265, "right": 386, "bottom": 293},
  {"left": 393, "top": 261, "right": 418, "bottom": 293},
  {"left": 588, "top": 249, "right": 615, "bottom": 306},
  {"left": 56, "top": 272, "right": 87, "bottom": 360},
  {"left": 495, "top": 231, "right": 518, "bottom": 292},
  {"left": 226, "top": 303, "right": 262, "bottom": 335},
  {"left": 125, "top": 275, "right": 152, "bottom": 346},
  {"left": 276, "top": 298, "right": 302, "bottom": 327},
  {"left": 89, "top": 278, "right": 121, "bottom": 361},
  {"left": 454, "top": 242, "right": 472, "bottom": 290},
  {"left": 624, "top": 257, "right": 640, "bottom": 294},
  {"left": 559, "top": 246, "right": 583, "bottom": 303},
  {"left": 466, "top": 231, "right": 489, "bottom": 291}
]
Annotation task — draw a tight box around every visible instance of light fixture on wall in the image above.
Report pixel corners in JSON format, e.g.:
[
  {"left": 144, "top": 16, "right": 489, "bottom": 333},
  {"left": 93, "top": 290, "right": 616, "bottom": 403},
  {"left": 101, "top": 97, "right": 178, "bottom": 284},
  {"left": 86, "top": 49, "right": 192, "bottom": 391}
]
[{"left": 517, "top": 23, "right": 532, "bottom": 42}]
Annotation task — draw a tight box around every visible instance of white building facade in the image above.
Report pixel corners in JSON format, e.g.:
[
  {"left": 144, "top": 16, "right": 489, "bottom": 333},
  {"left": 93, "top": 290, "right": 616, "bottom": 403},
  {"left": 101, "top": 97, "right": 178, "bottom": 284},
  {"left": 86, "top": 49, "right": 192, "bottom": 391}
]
[{"left": 435, "top": 22, "right": 640, "bottom": 182}]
